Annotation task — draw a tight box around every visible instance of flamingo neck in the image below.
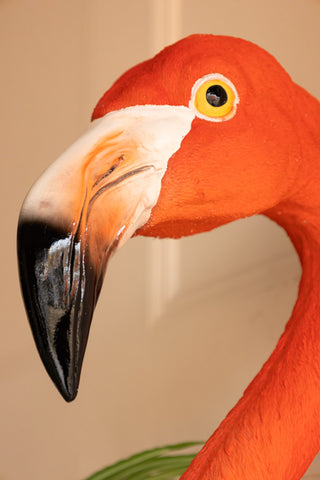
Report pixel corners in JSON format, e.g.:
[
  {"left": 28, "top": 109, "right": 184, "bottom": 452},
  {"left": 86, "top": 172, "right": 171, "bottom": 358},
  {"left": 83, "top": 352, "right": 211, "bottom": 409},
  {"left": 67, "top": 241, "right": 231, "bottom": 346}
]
[
  {"left": 182, "top": 213, "right": 320, "bottom": 480},
  {"left": 182, "top": 140, "right": 320, "bottom": 478}
]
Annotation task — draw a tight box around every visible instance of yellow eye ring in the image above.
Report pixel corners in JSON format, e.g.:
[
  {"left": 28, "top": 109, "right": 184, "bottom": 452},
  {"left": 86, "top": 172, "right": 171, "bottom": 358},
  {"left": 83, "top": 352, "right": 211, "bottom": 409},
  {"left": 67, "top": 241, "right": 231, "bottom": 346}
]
[{"left": 189, "top": 73, "right": 239, "bottom": 122}]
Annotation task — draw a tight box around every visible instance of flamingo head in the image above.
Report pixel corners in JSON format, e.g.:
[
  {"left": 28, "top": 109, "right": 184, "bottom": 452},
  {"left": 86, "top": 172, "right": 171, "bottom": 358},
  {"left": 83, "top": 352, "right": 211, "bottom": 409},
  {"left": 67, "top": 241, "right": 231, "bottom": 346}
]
[{"left": 17, "top": 34, "right": 306, "bottom": 401}]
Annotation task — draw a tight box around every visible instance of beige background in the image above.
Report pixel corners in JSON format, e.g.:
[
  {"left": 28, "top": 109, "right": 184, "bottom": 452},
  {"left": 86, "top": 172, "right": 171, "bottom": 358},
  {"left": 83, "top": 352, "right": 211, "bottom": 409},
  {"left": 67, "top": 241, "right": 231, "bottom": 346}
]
[{"left": 1, "top": 0, "right": 320, "bottom": 479}]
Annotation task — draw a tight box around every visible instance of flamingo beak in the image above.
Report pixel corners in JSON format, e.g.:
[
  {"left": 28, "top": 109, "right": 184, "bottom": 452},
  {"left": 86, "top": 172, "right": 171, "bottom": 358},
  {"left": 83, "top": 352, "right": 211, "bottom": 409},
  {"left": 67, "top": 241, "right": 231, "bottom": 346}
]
[{"left": 17, "top": 105, "right": 194, "bottom": 401}]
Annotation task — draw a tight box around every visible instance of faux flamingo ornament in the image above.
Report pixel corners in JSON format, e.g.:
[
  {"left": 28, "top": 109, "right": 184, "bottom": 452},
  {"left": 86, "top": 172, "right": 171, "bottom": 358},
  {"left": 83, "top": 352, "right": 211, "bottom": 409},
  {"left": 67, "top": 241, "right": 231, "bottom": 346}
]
[{"left": 17, "top": 35, "right": 320, "bottom": 479}]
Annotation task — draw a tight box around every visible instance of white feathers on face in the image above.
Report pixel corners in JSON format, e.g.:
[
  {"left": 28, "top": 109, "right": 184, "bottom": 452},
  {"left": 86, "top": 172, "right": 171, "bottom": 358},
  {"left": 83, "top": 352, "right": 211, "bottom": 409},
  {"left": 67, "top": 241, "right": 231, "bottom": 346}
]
[{"left": 19, "top": 105, "right": 195, "bottom": 247}]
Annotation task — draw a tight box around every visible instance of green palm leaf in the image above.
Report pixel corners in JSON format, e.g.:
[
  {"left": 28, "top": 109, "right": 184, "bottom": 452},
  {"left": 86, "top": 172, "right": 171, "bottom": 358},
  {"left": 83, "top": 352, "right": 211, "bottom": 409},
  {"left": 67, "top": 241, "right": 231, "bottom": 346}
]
[{"left": 84, "top": 442, "right": 203, "bottom": 480}]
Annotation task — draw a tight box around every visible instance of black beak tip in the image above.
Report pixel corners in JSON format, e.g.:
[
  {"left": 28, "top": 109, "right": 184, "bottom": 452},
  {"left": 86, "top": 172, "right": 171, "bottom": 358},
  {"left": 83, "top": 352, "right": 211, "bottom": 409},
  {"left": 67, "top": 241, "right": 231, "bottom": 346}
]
[
  {"left": 44, "top": 353, "right": 80, "bottom": 402},
  {"left": 17, "top": 219, "right": 96, "bottom": 402},
  {"left": 64, "top": 390, "right": 77, "bottom": 403},
  {"left": 56, "top": 376, "right": 79, "bottom": 403}
]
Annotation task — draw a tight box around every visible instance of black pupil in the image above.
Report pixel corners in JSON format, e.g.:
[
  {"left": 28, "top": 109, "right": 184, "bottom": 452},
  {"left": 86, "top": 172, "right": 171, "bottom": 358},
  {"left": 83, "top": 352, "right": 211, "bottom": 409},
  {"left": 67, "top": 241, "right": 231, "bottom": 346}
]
[{"left": 206, "top": 85, "right": 228, "bottom": 107}]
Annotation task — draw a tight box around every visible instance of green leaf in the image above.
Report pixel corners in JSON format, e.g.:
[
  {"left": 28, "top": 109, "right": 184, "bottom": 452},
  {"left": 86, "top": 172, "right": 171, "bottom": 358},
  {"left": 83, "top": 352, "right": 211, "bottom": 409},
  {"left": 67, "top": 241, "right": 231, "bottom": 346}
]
[{"left": 84, "top": 442, "right": 203, "bottom": 480}]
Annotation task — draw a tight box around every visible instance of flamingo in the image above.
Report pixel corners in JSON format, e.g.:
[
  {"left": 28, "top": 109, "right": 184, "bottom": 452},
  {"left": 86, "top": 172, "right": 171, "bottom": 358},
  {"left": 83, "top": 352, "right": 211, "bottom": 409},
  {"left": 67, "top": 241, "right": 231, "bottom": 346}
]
[{"left": 17, "top": 34, "right": 320, "bottom": 479}]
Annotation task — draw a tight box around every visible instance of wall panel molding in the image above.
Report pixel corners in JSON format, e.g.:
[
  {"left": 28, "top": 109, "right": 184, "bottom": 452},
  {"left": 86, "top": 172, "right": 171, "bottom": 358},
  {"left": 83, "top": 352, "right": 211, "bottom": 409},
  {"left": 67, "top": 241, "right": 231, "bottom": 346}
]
[
  {"left": 146, "top": 0, "right": 183, "bottom": 324},
  {"left": 150, "top": 0, "right": 182, "bottom": 54}
]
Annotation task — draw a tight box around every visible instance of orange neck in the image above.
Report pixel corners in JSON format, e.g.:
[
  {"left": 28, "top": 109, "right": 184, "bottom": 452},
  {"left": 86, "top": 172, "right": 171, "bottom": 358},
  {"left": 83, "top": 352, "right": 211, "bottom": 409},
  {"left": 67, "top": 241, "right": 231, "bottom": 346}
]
[
  {"left": 181, "top": 208, "right": 320, "bottom": 479},
  {"left": 181, "top": 113, "right": 320, "bottom": 479}
]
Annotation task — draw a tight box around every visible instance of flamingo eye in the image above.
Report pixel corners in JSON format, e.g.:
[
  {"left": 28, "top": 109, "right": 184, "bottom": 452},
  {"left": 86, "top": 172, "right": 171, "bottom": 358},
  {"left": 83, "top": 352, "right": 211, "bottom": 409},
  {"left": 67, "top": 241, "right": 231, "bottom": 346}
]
[
  {"left": 190, "top": 74, "right": 239, "bottom": 122},
  {"left": 206, "top": 84, "right": 228, "bottom": 107}
]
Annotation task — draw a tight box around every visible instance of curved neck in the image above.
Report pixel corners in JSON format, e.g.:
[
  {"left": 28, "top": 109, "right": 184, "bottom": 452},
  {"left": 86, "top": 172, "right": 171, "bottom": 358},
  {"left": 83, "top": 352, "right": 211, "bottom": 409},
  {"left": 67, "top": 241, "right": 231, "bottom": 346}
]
[
  {"left": 182, "top": 99, "right": 320, "bottom": 479},
  {"left": 181, "top": 211, "right": 320, "bottom": 480}
]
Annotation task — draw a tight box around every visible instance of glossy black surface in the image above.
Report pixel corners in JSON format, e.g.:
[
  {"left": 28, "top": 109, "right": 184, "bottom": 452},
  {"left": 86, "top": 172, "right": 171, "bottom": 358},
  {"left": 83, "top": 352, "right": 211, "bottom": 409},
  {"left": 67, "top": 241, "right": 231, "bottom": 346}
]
[
  {"left": 206, "top": 85, "right": 228, "bottom": 107},
  {"left": 17, "top": 220, "right": 99, "bottom": 401}
]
